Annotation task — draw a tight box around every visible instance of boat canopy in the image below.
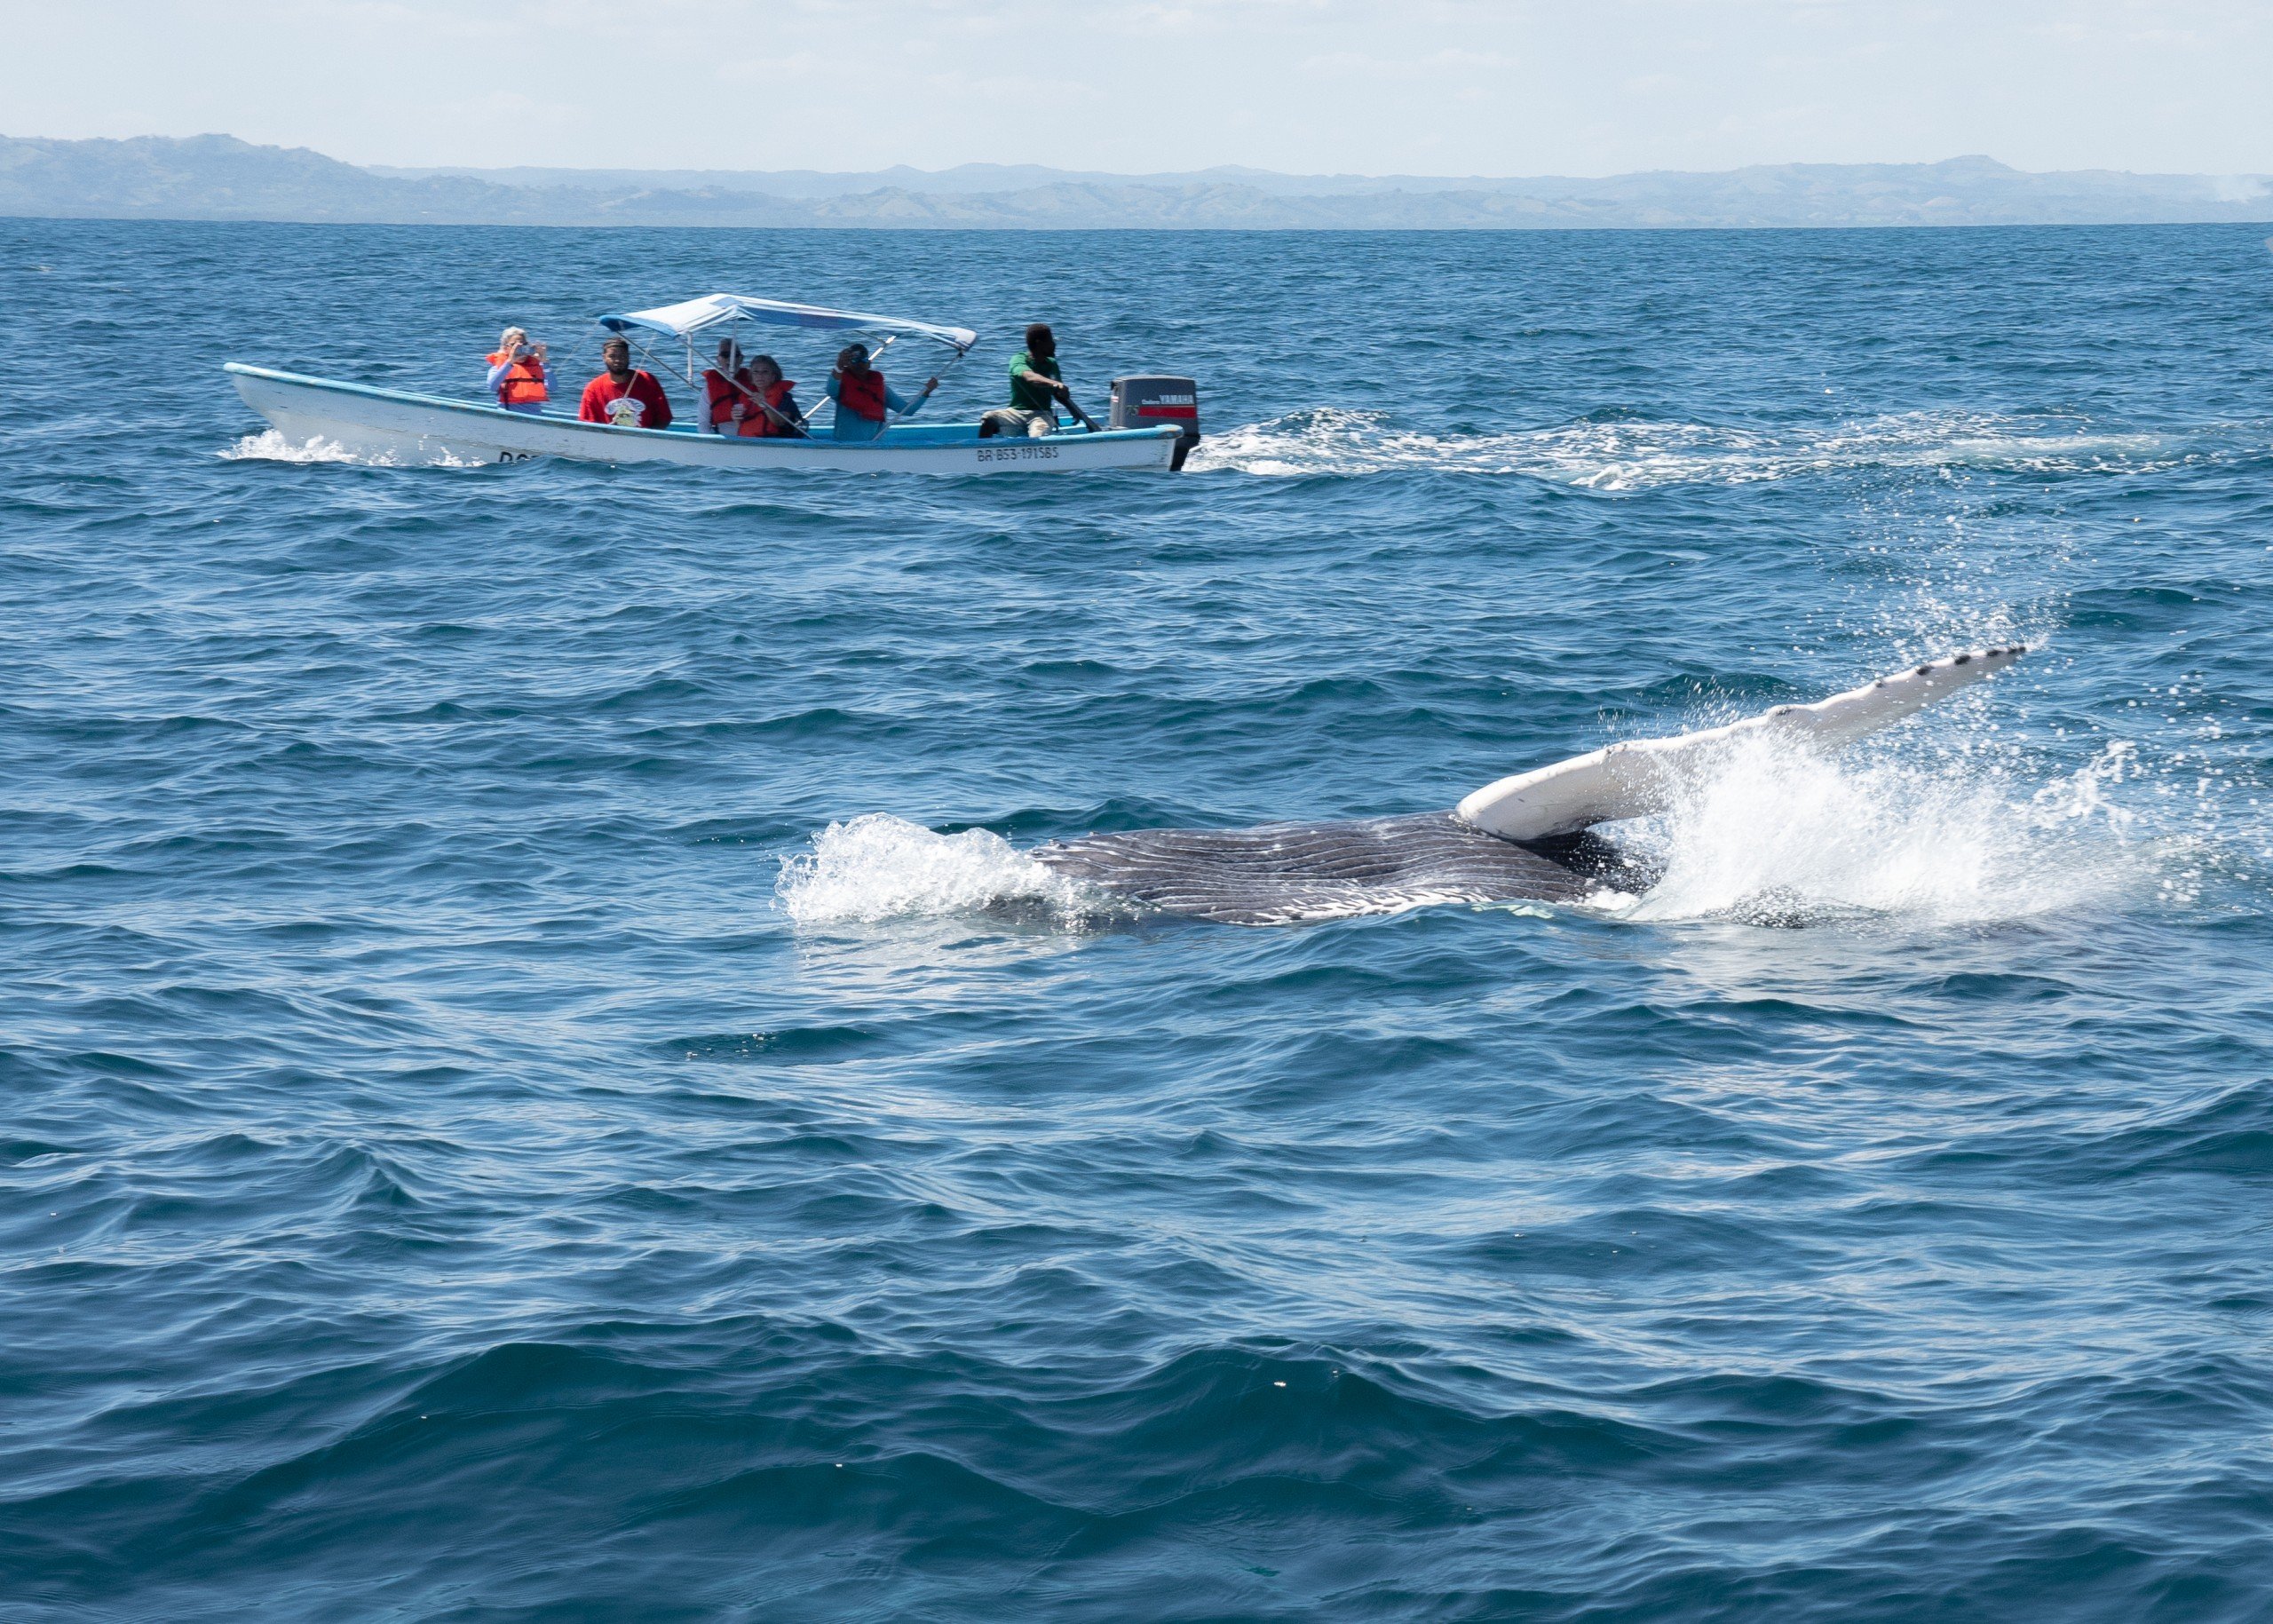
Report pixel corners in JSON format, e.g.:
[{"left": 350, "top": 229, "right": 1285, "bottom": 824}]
[{"left": 597, "top": 294, "right": 978, "bottom": 356}]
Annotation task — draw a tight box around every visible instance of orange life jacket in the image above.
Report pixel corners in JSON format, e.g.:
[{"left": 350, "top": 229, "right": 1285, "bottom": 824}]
[
  {"left": 709, "top": 373, "right": 801, "bottom": 436},
  {"left": 749, "top": 380, "right": 799, "bottom": 437},
  {"left": 705, "top": 368, "right": 757, "bottom": 427},
  {"left": 835, "top": 367, "right": 888, "bottom": 422},
  {"left": 486, "top": 350, "right": 548, "bottom": 408}
]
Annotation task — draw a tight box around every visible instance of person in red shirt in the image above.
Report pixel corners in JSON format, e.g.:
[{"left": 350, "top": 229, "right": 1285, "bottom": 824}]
[{"left": 579, "top": 337, "right": 673, "bottom": 430}]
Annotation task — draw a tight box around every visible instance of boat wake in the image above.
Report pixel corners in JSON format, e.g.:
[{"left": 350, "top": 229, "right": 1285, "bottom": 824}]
[
  {"left": 1191, "top": 408, "right": 2196, "bottom": 488},
  {"left": 219, "top": 429, "right": 485, "bottom": 468}
]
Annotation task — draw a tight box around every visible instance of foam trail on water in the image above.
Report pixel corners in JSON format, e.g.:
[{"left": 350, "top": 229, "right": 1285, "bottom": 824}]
[
  {"left": 1192, "top": 408, "right": 2186, "bottom": 487},
  {"left": 778, "top": 813, "right": 1116, "bottom": 927}
]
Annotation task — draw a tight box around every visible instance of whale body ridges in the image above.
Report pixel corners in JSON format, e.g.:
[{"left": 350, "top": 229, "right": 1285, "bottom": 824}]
[{"left": 1033, "top": 813, "right": 1648, "bottom": 926}]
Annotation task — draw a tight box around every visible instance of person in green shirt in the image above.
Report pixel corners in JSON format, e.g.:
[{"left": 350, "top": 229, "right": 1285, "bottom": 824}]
[{"left": 980, "top": 323, "right": 1088, "bottom": 438}]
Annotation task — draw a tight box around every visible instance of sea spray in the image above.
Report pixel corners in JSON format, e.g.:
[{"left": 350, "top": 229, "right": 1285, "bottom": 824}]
[
  {"left": 1620, "top": 731, "right": 2154, "bottom": 927},
  {"left": 218, "top": 430, "right": 485, "bottom": 468},
  {"left": 777, "top": 812, "right": 1116, "bottom": 927},
  {"left": 218, "top": 429, "right": 365, "bottom": 464}
]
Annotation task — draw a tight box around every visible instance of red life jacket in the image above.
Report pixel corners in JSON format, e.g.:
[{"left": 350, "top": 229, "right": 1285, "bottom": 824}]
[
  {"left": 708, "top": 373, "right": 801, "bottom": 436},
  {"left": 705, "top": 368, "right": 756, "bottom": 427},
  {"left": 486, "top": 351, "right": 548, "bottom": 408},
  {"left": 835, "top": 367, "right": 888, "bottom": 422},
  {"left": 745, "top": 380, "right": 800, "bottom": 437}
]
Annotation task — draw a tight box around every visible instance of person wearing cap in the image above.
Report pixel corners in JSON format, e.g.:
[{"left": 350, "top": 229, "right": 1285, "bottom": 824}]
[
  {"left": 485, "top": 327, "right": 552, "bottom": 415},
  {"left": 578, "top": 337, "right": 673, "bottom": 430},
  {"left": 979, "top": 323, "right": 1074, "bottom": 439},
  {"left": 824, "top": 343, "right": 936, "bottom": 442}
]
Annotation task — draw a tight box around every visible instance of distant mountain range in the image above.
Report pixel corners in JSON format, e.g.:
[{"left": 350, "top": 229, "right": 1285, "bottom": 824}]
[{"left": 6, "top": 134, "right": 2271, "bottom": 231}]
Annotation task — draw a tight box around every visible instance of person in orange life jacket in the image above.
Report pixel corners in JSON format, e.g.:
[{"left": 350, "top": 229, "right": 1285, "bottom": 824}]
[
  {"left": 578, "top": 337, "right": 672, "bottom": 430},
  {"left": 702, "top": 338, "right": 757, "bottom": 434},
  {"left": 824, "top": 343, "right": 936, "bottom": 442},
  {"left": 742, "top": 354, "right": 805, "bottom": 438},
  {"left": 702, "top": 341, "right": 804, "bottom": 438},
  {"left": 485, "top": 327, "right": 552, "bottom": 415}
]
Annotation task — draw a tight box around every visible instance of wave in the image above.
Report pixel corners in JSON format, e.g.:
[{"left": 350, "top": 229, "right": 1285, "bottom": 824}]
[
  {"left": 1191, "top": 408, "right": 2198, "bottom": 487},
  {"left": 11, "top": 1325, "right": 2248, "bottom": 1621}
]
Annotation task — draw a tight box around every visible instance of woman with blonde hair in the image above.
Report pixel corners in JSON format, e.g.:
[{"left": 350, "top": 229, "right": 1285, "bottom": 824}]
[{"left": 484, "top": 326, "right": 552, "bottom": 415}]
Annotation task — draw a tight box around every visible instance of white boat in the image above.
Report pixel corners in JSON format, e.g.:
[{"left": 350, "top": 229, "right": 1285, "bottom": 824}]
[{"left": 224, "top": 293, "right": 1198, "bottom": 475}]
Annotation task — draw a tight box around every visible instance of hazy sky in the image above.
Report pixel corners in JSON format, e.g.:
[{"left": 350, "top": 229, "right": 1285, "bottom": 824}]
[{"left": 8, "top": 0, "right": 2271, "bottom": 177}]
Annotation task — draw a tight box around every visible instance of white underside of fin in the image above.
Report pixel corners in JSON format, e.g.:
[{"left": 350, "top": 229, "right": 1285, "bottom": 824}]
[{"left": 1455, "top": 646, "right": 2028, "bottom": 841}]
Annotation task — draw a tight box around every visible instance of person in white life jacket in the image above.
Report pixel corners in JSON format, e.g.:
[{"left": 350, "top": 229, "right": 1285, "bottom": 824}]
[
  {"left": 825, "top": 343, "right": 937, "bottom": 442},
  {"left": 485, "top": 327, "right": 552, "bottom": 414}
]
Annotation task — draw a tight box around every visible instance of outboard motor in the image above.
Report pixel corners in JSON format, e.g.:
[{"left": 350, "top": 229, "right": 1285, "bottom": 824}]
[{"left": 1110, "top": 376, "right": 1200, "bottom": 471}]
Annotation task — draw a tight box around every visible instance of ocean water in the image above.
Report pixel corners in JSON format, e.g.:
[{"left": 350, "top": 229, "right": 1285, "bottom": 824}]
[{"left": 4, "top": 218, "right": 2273, "bottom": 1620}]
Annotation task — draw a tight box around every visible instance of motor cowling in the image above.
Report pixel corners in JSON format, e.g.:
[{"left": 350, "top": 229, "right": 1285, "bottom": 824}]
[{"left": 1110, "top": 376, "right": 1200, "bottom": 470}]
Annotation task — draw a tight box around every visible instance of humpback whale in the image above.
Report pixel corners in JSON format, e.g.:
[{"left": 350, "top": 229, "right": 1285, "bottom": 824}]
[{"left": 1032, "top": 646, "right": 2027, "bottom": 924}]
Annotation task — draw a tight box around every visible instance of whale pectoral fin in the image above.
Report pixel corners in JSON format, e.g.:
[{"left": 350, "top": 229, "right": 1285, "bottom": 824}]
[
  {"left": 1454, "top": 645, "right": 2027, "bottom": 841},
  {"left": 1770, "top": 642, "right": 2027, "bottom": 748},
  {"left": 1452, "top": 742, "right": 1675, "bottom": 844}
]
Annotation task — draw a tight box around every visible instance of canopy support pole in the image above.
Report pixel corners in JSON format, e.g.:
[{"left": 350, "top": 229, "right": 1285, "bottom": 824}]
[{"left": 886, "top": 343, "right": 971, "bottom": 428}]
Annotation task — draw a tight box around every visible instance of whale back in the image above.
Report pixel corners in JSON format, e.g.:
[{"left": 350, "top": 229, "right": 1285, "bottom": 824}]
[{"left": 1032, "top": 812, "right": 1651, "bottom": 926}]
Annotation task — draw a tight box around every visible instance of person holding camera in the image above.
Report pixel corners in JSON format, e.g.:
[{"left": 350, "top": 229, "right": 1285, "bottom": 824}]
[
  {"left": 824, "top": 342, "right": 936, "bottom": 441},
  {"left": 484, "top": 327, "right": 553, "bottom": 415}
]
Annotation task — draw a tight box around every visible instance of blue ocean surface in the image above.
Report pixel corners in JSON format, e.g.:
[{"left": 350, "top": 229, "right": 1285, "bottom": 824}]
[{"left": 4, "top": 218, "right": 2273, "bottom": 1620}]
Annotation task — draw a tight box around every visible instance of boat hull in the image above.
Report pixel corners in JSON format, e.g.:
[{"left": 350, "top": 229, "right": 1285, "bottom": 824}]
[{"left": 224, "top": 364, "right": 1183, "bottom": 473}]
